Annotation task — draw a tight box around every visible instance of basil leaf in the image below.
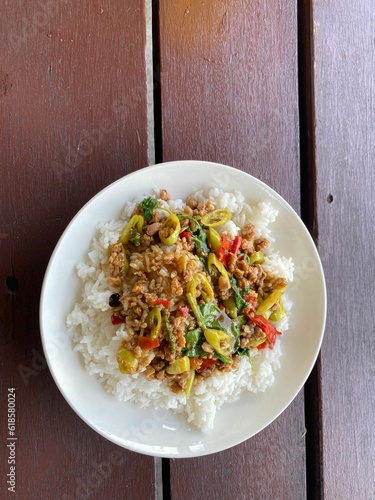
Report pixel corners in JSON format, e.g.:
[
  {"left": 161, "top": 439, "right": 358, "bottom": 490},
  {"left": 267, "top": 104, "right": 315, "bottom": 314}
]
[
  {"left": 198, "top": 255, "right": 208, "bottom": 272},
  {"left": 198, "top": 302, "right": 221, "bottom": 327},
  {"left": 236, "top": 347, "right": 251, "bottom": 358},
  {"left": 139, "top": 196, "right": 158, "bottom": 221},
  {"left": 177, "top": 213, "right": 210, "bottom": 254},
  {"left": 182, "top": 328, "right": 206, "bottom": 357},
  {"left": 191, "top": 230, "right": 210, "bottom": 254},
  {"left": 128, "top": 234, "right": 142, "bottom": 246},
  {"left": 229, "top": 276, "right": 248, "bottom": 310},
  {"left": 185, "top": 328, "right": 201, "bottom": 346},
  {"left": 230, "top": 314, "right": 246, "bottom": 339}
]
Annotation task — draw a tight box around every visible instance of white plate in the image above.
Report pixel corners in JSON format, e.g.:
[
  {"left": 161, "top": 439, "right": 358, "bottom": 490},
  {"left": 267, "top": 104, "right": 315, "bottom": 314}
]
[{"left": 40, "top": 160, "right": 326, "bottom": 458}]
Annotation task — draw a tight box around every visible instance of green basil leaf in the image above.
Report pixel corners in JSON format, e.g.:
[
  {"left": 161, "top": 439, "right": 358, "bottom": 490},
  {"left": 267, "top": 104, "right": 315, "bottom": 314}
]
[
  {"left": 229, "top": 276, "right": 248, "bottom": 310},
  {"left": 236, "top": 346, "right": 251, "bottom": 358},
  {"left": 191, "top": 231, "right": 210, "bottom": 254},
  {"left": 139, "top": 196, "right": 158, "bottom": 221},
  {"left": 182, "top": 328, "right": 206, "bottom": 357},
  {"left": 198, "top": 302, "right": 221, "bottom": 326}
]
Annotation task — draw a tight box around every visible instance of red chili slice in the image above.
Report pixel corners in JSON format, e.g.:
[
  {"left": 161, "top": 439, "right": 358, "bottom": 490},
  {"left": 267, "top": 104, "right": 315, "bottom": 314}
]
[
  {"left": 257, "top": 341, "right": 267, "bottom": 350},
  {"left": 196, "top": 358, "right": 217, "bottom": 373},
  {"left": 217, "top": 234, "right": 233, "bottom": 266},
  {"left": 151, "top": 299, "right": 170, "bottom": 308},
  {"left": 111, "top": 314, "right": 125, "bottom": 325},
  {"left": 217, "top": 247, "right": 229, "bottom": 266},
  {"left": 220, "top": 234, "right": 233, "bottom": 250},
  {"left": 243, "top": 293, "right": 257, "bottom": 311},
  {"left": 179, "top": 230, "right": 191, "bottom": 241},
  {"left": 138, "top": 336, "right": 160, "bottom": 350},
  {"left": 231, "top": 236, "right": 242, "bottom": 254},
  {"left": 247, "top": 313, "right": 281, "bottom": 349}
]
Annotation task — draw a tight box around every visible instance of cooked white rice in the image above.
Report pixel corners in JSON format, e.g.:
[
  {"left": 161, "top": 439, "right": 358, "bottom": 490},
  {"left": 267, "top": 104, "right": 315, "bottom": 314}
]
[{"left": 66, "top": 188, "right": 294, "bottom": 432}]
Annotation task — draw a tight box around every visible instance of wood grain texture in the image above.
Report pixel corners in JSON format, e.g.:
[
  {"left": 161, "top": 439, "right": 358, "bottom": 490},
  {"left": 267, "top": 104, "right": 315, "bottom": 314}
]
[
  {"left": 169, "top": 397, "right": 306, "bottom": 500},
  {"left": 0, "top": 2, "right": 155, "bottom": 499},
  {"left": 158, "top": 0, "right": 300, "bottom": 212},
  {"left": 313, "top": 1, "right": 375, "bottom": 498},
  {"left": 157, "top": 1, "right": 306, "bottom": 498}
]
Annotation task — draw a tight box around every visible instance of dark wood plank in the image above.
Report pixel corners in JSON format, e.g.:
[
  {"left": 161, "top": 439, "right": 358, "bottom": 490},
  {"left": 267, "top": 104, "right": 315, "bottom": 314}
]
[
  {"left": 158, "top": 0, "right": 300, "bottom": 212},
  {"left": 0, "top": 2, "right": 155, "bottom": 499},
  {"left": 167, "top": 399, "right": 306, "bottom": 500},
  {"left": 157, "top": 1, "right": 305, "bottom": 498},
  {"left": 313, "top": 1, "right": 375, "bottom": 498}
]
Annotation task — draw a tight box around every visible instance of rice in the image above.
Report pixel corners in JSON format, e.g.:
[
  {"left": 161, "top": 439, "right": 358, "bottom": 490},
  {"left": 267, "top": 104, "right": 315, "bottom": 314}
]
[{"left": 66, "top": 188, "right": 294, "bottom": 432}]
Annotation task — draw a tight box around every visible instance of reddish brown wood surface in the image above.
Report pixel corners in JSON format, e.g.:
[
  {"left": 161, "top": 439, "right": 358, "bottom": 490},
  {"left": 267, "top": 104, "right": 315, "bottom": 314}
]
[
  {"left": 0, "top": 2, "right": 155, "bottom": 499},
  {"left": 3, "top": 0, "right": 374, "bottom": 498},
  {"left": 313, "top": 1, "right": 375, "bottom": 498},
  {"left": 167, "top": 400, "right": 306, "bottom": 500},
  {"left": 158, "top": 0, "right": 300, "bottom": 213},
  {"left": 157, "top": 1, "right": 305, "bottom": 498}
]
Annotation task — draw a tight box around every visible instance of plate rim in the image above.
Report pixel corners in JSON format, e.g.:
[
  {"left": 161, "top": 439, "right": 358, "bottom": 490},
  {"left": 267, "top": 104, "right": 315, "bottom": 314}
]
[{"left": 39, "top": 160, "right": 327, "bottom": 458}]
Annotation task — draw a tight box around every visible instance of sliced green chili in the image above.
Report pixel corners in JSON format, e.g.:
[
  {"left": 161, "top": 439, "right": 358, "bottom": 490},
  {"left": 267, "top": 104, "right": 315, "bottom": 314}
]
[
  {"left": 201, "top": 208, "right": 231, "bottom": 227},
  {"left": 249, "top": 251, "right": 264, "bottom": 265},
  {"left": 184, "top": 369, "right": 195, "bottom": 397},
  {"left": 256, "top": 286, "right": 286, "bottom": 316},
  {"left": 207, "top": 227, "right": 221, "bottom": 251},
  {"left": 147, "top": 307, "right": 162, "bottom": 339},
  {"left": 223, "top": 296, "right": 237, "bottom": 319},
  {"left": 207, "top": 252, "right": 229, "bottom": 279},
  {"left": 186, "top": 273, "right": 214, "bottom": 327},
  {"left": 203, "top": 328, "right": 232, "bottom": 363},
  {"left": 117, "top": 347, "right": 138, "bottom": 374},
  {"left": 119, "top": 215, "right": 144, "bottom": 244},
  {"left": 269, "top": 299, "right": 286, "bottom": 322},
  {"left": 165, "top": 356, "right": 190, "bottom": 374},
  {"left": 159, "top": 214, "right": 181, "bottom": 245}
]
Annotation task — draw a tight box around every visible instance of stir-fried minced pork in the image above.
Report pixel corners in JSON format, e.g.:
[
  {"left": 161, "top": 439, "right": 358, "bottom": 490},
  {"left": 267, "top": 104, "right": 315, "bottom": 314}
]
[
  {"left": 104, "top": 189, "right": 290, "bottom": 395},
  {"left": 67, "top": 187, "right": 295, "bottom": 432}
]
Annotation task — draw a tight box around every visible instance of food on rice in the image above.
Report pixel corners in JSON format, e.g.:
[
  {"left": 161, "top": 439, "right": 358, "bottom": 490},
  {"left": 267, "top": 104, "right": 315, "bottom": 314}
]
[{"left": 67, "top": 188, "right": 294, "bottom": 432}]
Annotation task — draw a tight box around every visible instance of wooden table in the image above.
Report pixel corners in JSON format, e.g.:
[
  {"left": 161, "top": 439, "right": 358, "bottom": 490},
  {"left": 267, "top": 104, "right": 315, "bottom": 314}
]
[{"left": 1, "top": 1, "right": 374, "bottom": 498}]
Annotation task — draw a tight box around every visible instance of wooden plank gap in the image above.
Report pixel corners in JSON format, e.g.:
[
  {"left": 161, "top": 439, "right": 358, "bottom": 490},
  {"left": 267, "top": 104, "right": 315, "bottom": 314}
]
[
  {"left": 298, "top": 1, "right": 323, "bottom": 498},
  {"left": 304, "top": 357, "right": 324, "bottom": 500},
  {"left": 298, "top": 0, "right": 318, "bottom": 242},
  {"left": 161, "top": 458, "right": 171, "bottom": 500},
  {"left": 151, "top": 0, "right": 163, "bottom": 164}
]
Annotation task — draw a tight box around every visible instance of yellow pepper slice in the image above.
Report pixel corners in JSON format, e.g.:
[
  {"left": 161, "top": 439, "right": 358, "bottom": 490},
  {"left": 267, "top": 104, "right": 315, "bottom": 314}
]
[
  {"left": 249, "top": 335, "right": 267, "bottom": 348},
  {"left": 256, "top": 286, "right": 286, "bottom": 316},
  {"left": 199, "top": 274, "right": 215, "bottom": 302},
  {"left": 249, "top": 251, "right": 264, "bottom": 265},
  {"left": 165, "top": 356, "right": 190, "bottom": 374},
  {"left": 147, "top": 307, "right": 162, "bottom": 339},
  {"left": 201, "top": 208, "right": 231, "bottom": 227},
  {"left": 207, "top": 227, "right": 221, "bottom": 251},
  {"left": 119, "top": 215, "right": 144, "bottom": 244},
  {"left": 117, "top": 347, "right": 138, "bottom": 374},
  {"left": 159, "top": 214, "right": 181, "bottom": 245},
  {"left": 187, "top": 273, "right": 214, "bottom": 302},
  {"left": 204, "top": 329, "right": 232, "bottom": 363},
  {"left": 186, "top": 292, "right": 204, "bottom": 328},
  {"left": 186, "top": 273, "right": 215, "bottom": 327},
  {"left": 184, "top": 369, "right": 195, "bottom": 397},
  {"left": 269, "top": 299, "right": 286, "bottom": 322},
  {"left": 207, "top": 252, "right": 229, "bottom": 279},
  {"left": 223, "top": 296, "right": 237, "bottom": 319},
  {"left": 122, "top": 250, "right": 130, "bottom": 274}
]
